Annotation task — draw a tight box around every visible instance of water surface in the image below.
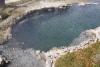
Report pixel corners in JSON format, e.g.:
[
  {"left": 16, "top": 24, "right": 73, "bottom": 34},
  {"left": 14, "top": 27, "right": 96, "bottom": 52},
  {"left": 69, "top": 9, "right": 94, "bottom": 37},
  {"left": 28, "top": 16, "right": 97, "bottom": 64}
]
[{"left": 6, "top": 4, "right": 100, "bottom": 51}]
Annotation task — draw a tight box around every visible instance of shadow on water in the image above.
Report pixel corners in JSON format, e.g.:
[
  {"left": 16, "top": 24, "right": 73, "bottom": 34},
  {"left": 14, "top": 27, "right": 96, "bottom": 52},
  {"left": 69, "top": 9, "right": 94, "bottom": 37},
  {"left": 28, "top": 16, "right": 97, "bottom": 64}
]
[{"left": 5, "top": 4, "right": 100, "bottom": 51}]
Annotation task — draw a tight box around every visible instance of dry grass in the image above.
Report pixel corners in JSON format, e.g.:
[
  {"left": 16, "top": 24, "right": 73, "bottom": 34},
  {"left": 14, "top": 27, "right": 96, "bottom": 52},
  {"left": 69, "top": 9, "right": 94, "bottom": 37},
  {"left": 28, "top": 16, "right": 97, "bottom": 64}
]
[{"left": 55, "top": 42, "right": 100, "bottom": 67}]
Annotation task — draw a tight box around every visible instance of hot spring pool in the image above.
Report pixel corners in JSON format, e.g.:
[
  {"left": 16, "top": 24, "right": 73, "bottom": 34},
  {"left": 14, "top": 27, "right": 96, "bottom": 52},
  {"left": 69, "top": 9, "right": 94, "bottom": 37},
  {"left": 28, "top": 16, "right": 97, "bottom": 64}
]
[{"left": 5, "top": 4, "right": 100, "bottom": 51}]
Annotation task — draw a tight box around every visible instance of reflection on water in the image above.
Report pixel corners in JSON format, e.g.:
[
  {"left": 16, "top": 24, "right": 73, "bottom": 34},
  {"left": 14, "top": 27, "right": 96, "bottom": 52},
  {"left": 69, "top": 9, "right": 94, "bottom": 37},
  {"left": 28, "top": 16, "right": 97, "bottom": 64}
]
[{"left": 6, "top": 4, "right": 100, "bottom": 51}]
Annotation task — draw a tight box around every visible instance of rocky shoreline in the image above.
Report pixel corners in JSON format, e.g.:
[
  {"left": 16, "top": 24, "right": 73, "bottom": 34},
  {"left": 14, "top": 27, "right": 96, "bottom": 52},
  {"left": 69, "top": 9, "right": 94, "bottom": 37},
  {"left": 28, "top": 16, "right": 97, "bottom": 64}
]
[
  {"left": 0, "top": 1, "right": 72, "bottom": 67},
  {"left": 0, "top": 27, "right": 100, "bottom": 67},
  {"left": 45, "top": 27, "right": 100, "bottom": 67}
]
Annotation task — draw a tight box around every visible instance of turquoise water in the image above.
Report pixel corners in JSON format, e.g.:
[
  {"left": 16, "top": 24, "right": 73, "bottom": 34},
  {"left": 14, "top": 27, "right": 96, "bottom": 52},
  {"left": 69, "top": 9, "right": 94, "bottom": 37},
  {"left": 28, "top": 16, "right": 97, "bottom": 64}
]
[{"left": 6, "top": 4, "right": 100, "bottom": 51}]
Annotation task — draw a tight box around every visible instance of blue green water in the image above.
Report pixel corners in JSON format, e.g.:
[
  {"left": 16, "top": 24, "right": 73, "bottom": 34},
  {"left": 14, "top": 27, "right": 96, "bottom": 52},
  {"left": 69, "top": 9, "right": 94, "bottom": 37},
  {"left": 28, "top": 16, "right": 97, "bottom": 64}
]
[{"left": 6, "top": 4, "right": 100, "bottom": 51}]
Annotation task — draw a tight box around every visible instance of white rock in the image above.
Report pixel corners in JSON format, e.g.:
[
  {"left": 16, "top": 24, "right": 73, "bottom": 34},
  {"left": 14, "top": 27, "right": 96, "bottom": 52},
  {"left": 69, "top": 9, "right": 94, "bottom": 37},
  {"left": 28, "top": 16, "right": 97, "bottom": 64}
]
[{"left": 0, "top": 55, "right": 3, "bottom": 64}]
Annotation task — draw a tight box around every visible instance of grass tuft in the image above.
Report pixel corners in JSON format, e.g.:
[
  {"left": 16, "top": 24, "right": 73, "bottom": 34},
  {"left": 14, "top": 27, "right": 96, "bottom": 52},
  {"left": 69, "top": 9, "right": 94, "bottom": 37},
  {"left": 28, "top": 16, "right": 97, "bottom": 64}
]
[{"left": 55, "top": 42, "right": 100, "bottom": 67}]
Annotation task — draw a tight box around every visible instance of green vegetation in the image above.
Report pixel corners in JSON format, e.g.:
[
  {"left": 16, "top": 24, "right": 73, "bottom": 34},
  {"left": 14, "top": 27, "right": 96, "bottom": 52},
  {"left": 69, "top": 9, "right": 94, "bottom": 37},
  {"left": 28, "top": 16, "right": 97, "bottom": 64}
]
[{"left": 55, "top": 42, "right": 100, "bottom": 67}]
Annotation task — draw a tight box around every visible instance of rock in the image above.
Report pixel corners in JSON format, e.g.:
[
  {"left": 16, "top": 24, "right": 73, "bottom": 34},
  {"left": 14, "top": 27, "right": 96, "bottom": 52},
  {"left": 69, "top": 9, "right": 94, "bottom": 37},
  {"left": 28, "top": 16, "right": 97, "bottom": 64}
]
[
  {"left": 1, "top": 48, "right": 45, "bottom": 67},
  {"left": 0, "top": 15, "right": 2, "bottom": 19},
  {"left": 0, "top": 55, "right": 10, "bottom": 67}
]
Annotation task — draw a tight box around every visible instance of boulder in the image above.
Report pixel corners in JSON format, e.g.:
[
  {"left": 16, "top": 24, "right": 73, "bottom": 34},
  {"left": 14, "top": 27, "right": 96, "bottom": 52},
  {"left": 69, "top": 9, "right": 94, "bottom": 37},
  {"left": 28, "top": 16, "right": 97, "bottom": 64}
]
[{"left": 0, "top": 55, "right": 10, "bottom": 67}]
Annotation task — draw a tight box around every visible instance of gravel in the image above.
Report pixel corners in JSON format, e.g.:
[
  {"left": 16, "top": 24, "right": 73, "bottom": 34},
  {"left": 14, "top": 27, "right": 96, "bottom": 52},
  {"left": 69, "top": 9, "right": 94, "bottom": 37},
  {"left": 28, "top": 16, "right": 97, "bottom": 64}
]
[{"left": 0, "top": 47, "right": 46, "bottom": 67}]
